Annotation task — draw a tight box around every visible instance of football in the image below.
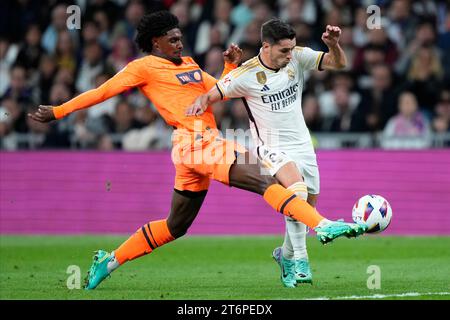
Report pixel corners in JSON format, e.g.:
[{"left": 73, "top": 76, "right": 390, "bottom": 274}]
[{"left": 352, "top": 195, "right": 393, "bottom": 233}]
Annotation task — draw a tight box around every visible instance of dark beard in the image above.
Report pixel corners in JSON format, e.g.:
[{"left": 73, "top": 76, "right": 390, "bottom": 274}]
[{"left": 170, "top": 56, "right": 183, "bottom": 65}]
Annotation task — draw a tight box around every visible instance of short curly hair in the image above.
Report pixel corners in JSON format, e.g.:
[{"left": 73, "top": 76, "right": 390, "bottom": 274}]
[{"left": 135, "top": 11, "right": 179, "bottom": 53}]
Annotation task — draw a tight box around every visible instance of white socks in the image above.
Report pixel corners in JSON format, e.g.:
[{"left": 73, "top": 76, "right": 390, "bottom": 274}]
[
  {"left": 106, "top": 251, "right": 120, "bottom": 274},
  {"left": 282, "top": 182, "right": 309, "bottom": 261}
]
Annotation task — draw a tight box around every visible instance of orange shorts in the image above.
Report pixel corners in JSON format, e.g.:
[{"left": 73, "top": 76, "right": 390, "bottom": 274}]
[{"left": 171, "top": 128, "right": 247, "bottom": 192}]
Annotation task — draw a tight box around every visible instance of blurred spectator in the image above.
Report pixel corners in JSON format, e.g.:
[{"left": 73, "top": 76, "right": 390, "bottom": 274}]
[
  {"left": 72, "top": 109, "right": 97, "bottom": 149},
  {"left": 432, "top": 89, "right": 450, "bottom": 133},
  {"left": 111, "top": 0, "right": 145, "bottom": 43},
  {"left": 97, "top": 133, "right": 116, "bottom": 150},
  {"left": 85, "top": 0, "right": 120, "bottom": 28},
  {"left": 55, "top": 30, "right": 77, "bottom": 74},
  {"left": 106, "top": 100, "right": 144, "bottom": 135},
  {"left": 41, "top": 4, "right": 79, "bottom": 55},
  {"left": 238, "top": 42, "right": 259, "bottom": 64},
  {"left": 291, "top": 20, "right": 320, "bottom": 49},
  {"left": 337, "top": 24, "right": 355, "bottom": 70},
  {"left": 170, "top": 0, "right": 197, "bottom": 56},
  {"left": 404, "top": 45, "right": 443, "bottom": 113},
  {"left": 76, "top": 42, "right": 106, "bottom": 93},
  {"left": 438, "top": 10, "right": 450, "bottom": 84},
  {"left": 386, "top": 0, "right": 418, "bottom": 51},
  {"left": 80, "top": 19, "right": 103, "bottom": 49},
  {"left": 228, "top": 0, "right": 272, "bottom": 47},
  {"left": 35, "top": 54, "right": 57, "bottom": 104},
  {"left": 122, "top": 106, "right": 172, "bottom": 150},
  {"left": 15, "top": 24, "right": 45, "bottom": 72},
  {"left": 352, "top": 64, "right": 398, "bottom": 132},
  {"left": 381, "top": 91, "right": 432, "bottom": 149},
  {"left": 395, "top": 20, "right": 441, "bottom": 75},
  {"left": 0, "top": 0, "right": 42, "bottom": 43},
  {"left": 318, "top": 71, "right": 360, "bottom": 120},
  {"left": 320, "top": 0, "right": 354, "bottom": 27},
  {"left": 230, "top": 0, "right": 255, "bottom": 29},
  {"left": 354, "top": 43, "right": 386, "bottom": 89},
  {"left": 352, "top": 6, "right": 369, "bottom": 48},
  {"left": 203, "top": 46, "right": 225, "bottom": 79},
  {"left": 238, "top": 20, "right": 262, "bottom": 49},
  {"left": 0, "top": 38, "right": 19, "bottom": 96},
  {"left": 302, "top": 94, "right": 323, "bottom": 132},
  {"left": 54, "top": 67, "right": 76, "bottom": 94},
  {"left": 322, "top": 85, "right": 358, "bottom": 132},
  {"left": 279, "top": 0, "right": 318, "bottom": 25},
  {"left": 195, "top": 0, "right": 234, "bottom": 57},
  {"left": 92, "top": 10, "right": 113, "bottom": 50},
  {"left": 0, "top": 98, "right": 28, "bottom": 136},
  {"left": 107, "top": 36, "right": 136, "bottom": 73},
  {"left": 2, "top": 65, "right": 33, "bottom": 104},
  {"left": 353, "top": 27, "right": 398, "bottom": 87}
]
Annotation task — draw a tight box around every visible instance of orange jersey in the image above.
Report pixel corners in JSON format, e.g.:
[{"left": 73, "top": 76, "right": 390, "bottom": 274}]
[{"left": 53, "top": 55, "right": 236, "bottom": 132}]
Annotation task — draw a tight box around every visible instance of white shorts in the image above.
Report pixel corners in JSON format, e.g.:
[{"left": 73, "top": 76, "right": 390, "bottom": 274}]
[
  {"left": 254, "top": 145, "right": 320, "bottom": 195},
  {"left": 292, "top": 153, "right": 320, "bottom": 195}
]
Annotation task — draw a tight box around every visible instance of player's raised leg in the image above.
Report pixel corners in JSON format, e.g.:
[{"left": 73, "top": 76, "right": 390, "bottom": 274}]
[
  {"left": 84, "top": 189, "right": 207, "bottom": 289},
  {"left": 228, "top": 152, "right": 367, "bottom": 244}
]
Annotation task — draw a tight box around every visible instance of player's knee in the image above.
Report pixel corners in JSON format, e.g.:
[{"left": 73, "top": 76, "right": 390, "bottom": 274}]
[
  {"left": 167, "top": 219, "right": 191, "bottom": 239},
  {"left": 257, "top": 174, "right": 278, "bottom": 195}
]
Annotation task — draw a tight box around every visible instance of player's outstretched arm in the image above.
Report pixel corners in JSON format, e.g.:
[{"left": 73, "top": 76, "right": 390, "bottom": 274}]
[
  {"left": 28, "top": 62, "right": 146, "bottom": 122},
  {"left": 320, "top": 25, "right": 347, "bottom": 70}
]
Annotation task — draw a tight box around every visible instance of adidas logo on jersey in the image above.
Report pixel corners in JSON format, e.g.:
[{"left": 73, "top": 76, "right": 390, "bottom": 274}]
[{"left": 261, "top": 85, "right": 270, "bottom": 92}]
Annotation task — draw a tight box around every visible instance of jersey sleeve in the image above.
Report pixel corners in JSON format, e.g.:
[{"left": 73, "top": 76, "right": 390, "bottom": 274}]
[
  {"left": 202, "top": 62, "right": 238, "bottom": 92},
  {"left": 293, "top": 46, "right": 325, "bottom": 71},
  {"left": 52, "top": 60, "right": 148, "bottom": 119},
  {"left": 215, "top": 67, "right": 248, "bottom": 99}
]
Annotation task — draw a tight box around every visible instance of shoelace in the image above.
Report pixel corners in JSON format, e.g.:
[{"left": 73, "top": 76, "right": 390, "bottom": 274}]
[
  {"left": 284, "top": 259, "right": 296, "bottom": 276},
  {"left": 296, "top": 260, "right": 310, "bottom": 276}
]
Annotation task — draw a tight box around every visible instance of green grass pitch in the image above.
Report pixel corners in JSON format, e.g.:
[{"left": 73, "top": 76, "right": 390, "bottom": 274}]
[{"left": 1, "top": 235, "right": 449, "bottom": 300}]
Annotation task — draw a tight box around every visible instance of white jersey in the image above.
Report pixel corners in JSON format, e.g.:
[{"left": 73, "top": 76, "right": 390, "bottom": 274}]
[{"left": 217, "top": 46, "right": 324, "bottom": 156}]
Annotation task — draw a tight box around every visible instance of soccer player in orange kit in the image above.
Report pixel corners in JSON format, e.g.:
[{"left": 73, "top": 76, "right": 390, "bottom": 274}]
[{"left": 28, "top": 11, "right": 367, "bottom": 290}]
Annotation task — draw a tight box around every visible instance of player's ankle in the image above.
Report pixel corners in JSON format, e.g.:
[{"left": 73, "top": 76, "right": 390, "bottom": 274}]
[
  {"left": 106, "top": 252, "right": 120, "bottom": 274},
  {"left": 316, "top": 219, "right": 332, "bottom": 228}
]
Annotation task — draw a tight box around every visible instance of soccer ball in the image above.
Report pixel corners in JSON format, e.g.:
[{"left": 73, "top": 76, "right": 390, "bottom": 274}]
[{"left": 352, "top": 195, "right": 392, "bottom": 233}]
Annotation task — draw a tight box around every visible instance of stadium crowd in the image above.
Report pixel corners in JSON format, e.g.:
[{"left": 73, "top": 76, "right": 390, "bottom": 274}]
[{"left": 0, "top": 0, "right": 449, "bottom": 150}]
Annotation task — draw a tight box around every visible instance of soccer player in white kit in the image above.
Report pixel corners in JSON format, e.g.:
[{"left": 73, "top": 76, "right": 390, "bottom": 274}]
[{"left": 186, "top": 19, "right": 347, "bottom": 287}]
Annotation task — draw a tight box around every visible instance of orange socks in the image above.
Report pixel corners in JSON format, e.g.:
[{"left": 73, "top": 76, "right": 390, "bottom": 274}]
[
  {"left": 114, "top": 219, "right": 175, "bottom": 265},
  {"left": 263, "top": 184, "right": 325, "bottom": 229}
]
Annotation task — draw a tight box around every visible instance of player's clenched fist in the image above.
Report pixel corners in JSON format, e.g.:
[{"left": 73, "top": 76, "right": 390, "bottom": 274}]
[
  {"left": 223, "top": 43, "right": 242, "bottom": 66},
  {"left": 321, "top": 25, "right": 342, "bottom": 47},
  {"left": 27, "top": 105, "right": 56, "bottom": 123}
]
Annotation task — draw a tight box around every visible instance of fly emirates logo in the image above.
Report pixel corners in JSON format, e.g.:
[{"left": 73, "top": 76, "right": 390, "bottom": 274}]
[{"left": 261, "top": 83, "right": 299, "bottom": 111}]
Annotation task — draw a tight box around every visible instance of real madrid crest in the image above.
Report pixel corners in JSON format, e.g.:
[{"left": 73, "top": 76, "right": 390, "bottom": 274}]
[
  {"left": 256, "top": 71, "right": 267, "bottom": 85},
  {"left": 287, "top": 68, "right": 295, "bottom": 80}
]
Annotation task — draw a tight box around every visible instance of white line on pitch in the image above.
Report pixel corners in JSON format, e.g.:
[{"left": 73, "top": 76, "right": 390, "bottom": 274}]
[{"left": 306, "top": 292, "right": 450, "bottom": 300}]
